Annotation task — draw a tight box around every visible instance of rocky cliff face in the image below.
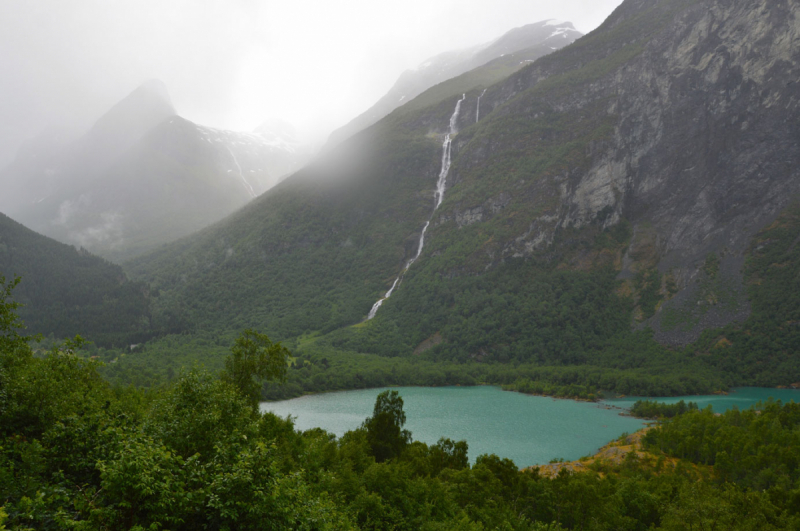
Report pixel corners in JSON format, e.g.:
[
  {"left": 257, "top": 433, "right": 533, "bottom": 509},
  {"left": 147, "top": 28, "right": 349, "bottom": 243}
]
[
  {"left": 126, "top": 0, "right": 799, "bottom": 359},
  {"left": 435, "top": 0, "right": 800, "bottom": 343}
]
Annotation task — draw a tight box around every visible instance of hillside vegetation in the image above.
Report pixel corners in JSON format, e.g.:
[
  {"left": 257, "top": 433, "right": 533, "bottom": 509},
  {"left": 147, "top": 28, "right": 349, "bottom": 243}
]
[
  {"left": 2, "top": 289, "right": 799, "bottom": 529},
  {"left": 126, "top": 0, "right": 703, "bottom": 342},
  {"left": 0, "top": 284, "right": 800, "bottom": 531},
  {"left": 0, "top": 213, "right": 152, "bottom": 346},
  {"left": 112, "top": 0, "right": 800, "bottom": 397},
  {"left": 3, "top": 0, "right": 797, "bottom": 399}
]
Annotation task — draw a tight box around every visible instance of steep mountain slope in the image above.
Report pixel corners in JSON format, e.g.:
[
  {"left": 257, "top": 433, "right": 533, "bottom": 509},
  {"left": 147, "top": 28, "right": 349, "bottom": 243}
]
[
  {"left": 328, "top": 20, "right": 582, "bottom": 145},
  {"left": 0, "top": 81, "right": 175, "bottom": 221},
  {"left": 25, "top": 116, "right": 309, "bottom": 262},
  {"left": 0, "top": 212, "right": 152, "bottom": 346},
  {"left": 83, "top": 79, "right": 177, "bottom": 170},
  {"left": 128, "top": 0, "right": 800, "bottom": 384},
  {"left": 432, "top": 0, "right": 800, "bottom": 344},
  {"left": 1, "top": 82, "right": 311, "bottom": 262},
  {"left": 127, "top": 125, "right": 444, "bottom": 338}
]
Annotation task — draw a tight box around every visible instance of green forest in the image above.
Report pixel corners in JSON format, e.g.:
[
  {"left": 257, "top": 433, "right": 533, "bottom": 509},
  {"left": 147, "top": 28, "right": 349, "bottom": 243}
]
[
  {"left": 12, "top": 200, "right": 800, "bottom": 403},
  {"left": 86, "top": 202, "right": 800, "bottom": 402},
  {"left": 3, "top": 0, "right": 795, "bottom": 404},
  {"left": 2, "top": 0, "right": 799, "bottom": 526},
  {"left": 0, "top": 214, "right": 154, "bottom": 347},
  {"left": 2, "top": 279, "right": 800, "bottom": 529},
  {"left": 93, "top": 0, "right": 798, "bottom": 400}
]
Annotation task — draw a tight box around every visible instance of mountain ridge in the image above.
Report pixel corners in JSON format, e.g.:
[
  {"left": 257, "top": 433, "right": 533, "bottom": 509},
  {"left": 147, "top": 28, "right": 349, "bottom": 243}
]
[
  {"left": 124, "top": 0, "right": 800, "bottom": 386},
  {"left": 436, "top": 0, "right": 799, "bottom": 343},
  {"left": 0, "top": 211, "right": 153, "bottom": 346},
  {"left": 1, "top": 81, "right": 313, "bottom": 262},
  {"left": 327, "top": 19, "right": 583, "bottom": 145}
]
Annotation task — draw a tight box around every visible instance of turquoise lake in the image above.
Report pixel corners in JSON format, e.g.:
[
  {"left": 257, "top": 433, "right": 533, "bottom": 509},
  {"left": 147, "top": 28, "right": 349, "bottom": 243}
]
[
  {"left": 260, "top": 386, "right": 799, "bottom": 468},
  {"left": 603, "top": 386, "right": 800, "bottom": 412}
]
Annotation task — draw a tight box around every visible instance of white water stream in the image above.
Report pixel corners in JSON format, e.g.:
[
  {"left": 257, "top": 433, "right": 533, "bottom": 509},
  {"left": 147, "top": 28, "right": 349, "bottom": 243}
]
[
  {"left": 227, "top": 146, "right": 256, "bottom": 198},
  {"left": 367, "top": 94, "right": 466, "bottom": 320},
  {"left": 476, "top": 89, "right": 487, "bottom": 123}
]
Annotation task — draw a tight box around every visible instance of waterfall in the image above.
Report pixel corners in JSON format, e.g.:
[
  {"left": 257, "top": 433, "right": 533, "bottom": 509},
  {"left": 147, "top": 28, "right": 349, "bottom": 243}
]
[
  {"left": 367, "top": 94, "right": 466, "bottom": 320},
  {"left": 367, "top": 278, "right": 399, "bottom": 319},
  {"left": 227, "top": 146, "right": 256, "bottom": 198},
  {"left": 476, "top": 89, "right": 487, "bottom": 123}
]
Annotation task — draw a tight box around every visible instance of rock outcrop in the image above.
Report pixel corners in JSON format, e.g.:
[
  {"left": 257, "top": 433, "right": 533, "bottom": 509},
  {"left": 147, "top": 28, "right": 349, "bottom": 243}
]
[{"left": 439, "top": 0, "right": 800, "bottom": 343}]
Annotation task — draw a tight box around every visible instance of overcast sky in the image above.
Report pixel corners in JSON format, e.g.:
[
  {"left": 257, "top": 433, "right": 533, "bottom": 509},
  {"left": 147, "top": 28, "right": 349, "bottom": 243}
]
[{"left": 0, "top": 0, "right": 624, "bottom": 165}]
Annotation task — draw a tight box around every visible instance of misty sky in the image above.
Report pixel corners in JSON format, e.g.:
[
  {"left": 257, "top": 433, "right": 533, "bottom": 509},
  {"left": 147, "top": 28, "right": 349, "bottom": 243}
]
[{"left": 0, "top": 0, "right": 623, "bottom": 166}]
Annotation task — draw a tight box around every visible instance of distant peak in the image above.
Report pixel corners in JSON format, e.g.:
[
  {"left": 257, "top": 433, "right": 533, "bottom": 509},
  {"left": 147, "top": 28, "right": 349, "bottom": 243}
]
[
  {"left": 85, "top": 79, "right": 177, "bottom": 151},
  {"left": 138, "top": 79, "right": 172, "bottom": 101},
  {"left": 97, "top": 79, "right": 176, "bottom": 126},
  {"left": 543, "top": 19, "right": 572, "bottom": 27},
  {"left": 520, "top": 20, "right": 578, "bottom": 32},
  {"left": 254, "top": 119, "right": 299, "bottom": 142},
  {"left": 89, "top": 80, "right": 176, "bottom": 127},
  {"left": 130, "top": 79, "right": 175, "bottom": 113}
]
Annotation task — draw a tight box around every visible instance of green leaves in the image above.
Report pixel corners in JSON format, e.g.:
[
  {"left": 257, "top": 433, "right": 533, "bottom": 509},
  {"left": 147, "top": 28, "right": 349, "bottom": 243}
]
[
  {"left": 145, "top": 370, "right": 256, "bottom": 460},
  {"left": 1, "top": 340, "right": 110, "bottom": 439},
  {"left": 98, "top": 431, "right": 195, "bottom": 528},
  {"left": 0, "top": 275, "right": 27, "bottom": 354},
  {"left": 362, "top": 390, "right": 411, "bottom": 463},
  {"left": 222, "top": 329, "right": 290, "bottom": 407},
  {"left": 645, "top": 400, "right": 800, "bottom": 491}
]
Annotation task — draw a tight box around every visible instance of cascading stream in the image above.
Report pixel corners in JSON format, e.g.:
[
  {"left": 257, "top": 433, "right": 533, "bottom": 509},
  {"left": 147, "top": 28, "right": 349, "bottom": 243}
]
[
  {"left": 476, "top": 89, "right": 487, "bottom": 123},
  {"left": 227, "top": 146, "right": 256, "bottom": 198},
  {"left": 367, "top": 94, "right": 466, "bottom": 320}
]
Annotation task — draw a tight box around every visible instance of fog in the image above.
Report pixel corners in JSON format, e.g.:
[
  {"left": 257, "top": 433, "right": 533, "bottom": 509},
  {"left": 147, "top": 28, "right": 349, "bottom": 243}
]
[{"left": 0, "top": 0, "right": 623, "bottom": 166}]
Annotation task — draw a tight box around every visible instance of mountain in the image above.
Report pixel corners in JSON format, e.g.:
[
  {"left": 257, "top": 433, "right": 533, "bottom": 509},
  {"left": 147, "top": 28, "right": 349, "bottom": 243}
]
[
  {"left": 327, "top": 20, "right": 582, "bottom": 145},
  {"left": 127, "top": 0, "right": 800, "bottom": 389},
  {"left": 0, "top": 81, "right": 175, "bottom": 222},
  {"left": 0, "top": 82, "right": 312, "bottom": 262},
  {"left": 84, "top": 79, "right": 177, "bottom": 168},
  {"left": 252, "top": 118, "right": 315, "bottom": 184},
  {"left": 0, "top": 212, "right": 153, "bottom": 346}
]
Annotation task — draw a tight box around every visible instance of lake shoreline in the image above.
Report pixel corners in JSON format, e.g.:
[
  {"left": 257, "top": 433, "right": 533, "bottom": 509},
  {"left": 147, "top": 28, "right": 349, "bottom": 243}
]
[
  {"left": 263, "top": 380, "right": 798, "bottom": 408},
  {"left": 262, "top": 385, "right": 649, "bottom": 467},
  {"left": 262, "top": 385, "right": 798, "bottom": 469}
]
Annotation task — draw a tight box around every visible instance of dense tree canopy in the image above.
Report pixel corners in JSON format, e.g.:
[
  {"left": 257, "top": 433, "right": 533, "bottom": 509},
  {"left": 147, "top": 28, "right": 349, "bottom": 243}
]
[
  {"left": 0, "top": 213, "right": 153, "bottom": 347},
  {"left": 362, "top": 390, "right": 412, "bottom": 462},
  {"left": 222, "top": 329, "right": 290, "bottom": 407},
  {"left": 2, "top": 275, "right": 799, "bottom": 529}
]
